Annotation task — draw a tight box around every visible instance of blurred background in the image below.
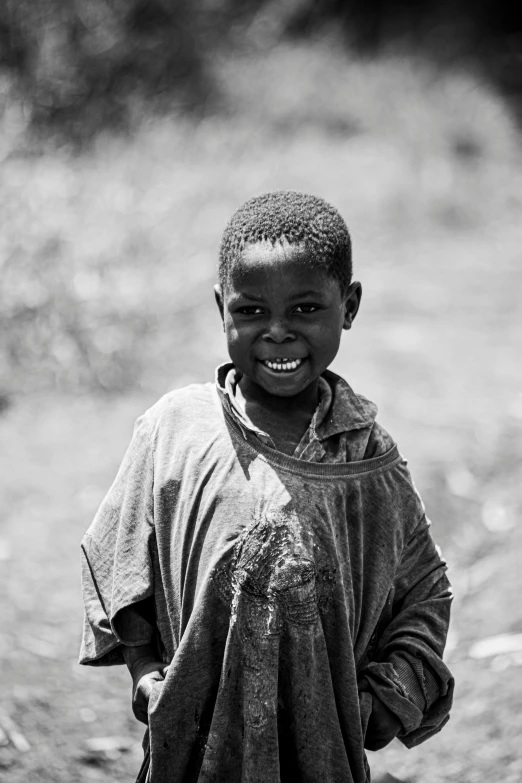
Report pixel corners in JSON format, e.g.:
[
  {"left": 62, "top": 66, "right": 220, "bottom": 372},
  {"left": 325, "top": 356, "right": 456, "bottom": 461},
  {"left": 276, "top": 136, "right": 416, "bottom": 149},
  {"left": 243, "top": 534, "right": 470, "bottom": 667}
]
[{"left": 0, "top": 1, "right": 521, "bottom": 781}]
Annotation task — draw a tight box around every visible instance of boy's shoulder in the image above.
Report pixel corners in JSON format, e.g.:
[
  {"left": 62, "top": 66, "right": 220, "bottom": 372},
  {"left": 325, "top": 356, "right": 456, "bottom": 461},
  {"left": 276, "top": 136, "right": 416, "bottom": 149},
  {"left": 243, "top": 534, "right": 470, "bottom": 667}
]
[{"left": 138, "top": 381, "right": 219, "bottom": 433}]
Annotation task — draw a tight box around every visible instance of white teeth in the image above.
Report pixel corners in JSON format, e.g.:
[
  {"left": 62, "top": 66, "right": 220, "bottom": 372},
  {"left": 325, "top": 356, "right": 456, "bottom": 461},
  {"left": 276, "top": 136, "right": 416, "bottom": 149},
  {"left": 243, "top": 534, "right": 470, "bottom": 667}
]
[{"left": 264, "top": 358, "right": 303, "bottom": 372}]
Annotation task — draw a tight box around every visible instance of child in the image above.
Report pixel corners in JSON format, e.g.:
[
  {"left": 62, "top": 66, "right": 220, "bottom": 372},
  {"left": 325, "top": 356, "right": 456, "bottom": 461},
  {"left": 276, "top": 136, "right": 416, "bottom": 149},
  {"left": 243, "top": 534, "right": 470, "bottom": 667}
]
[{"left": 80, "top": 191, "right": 454, "bottom": 783}]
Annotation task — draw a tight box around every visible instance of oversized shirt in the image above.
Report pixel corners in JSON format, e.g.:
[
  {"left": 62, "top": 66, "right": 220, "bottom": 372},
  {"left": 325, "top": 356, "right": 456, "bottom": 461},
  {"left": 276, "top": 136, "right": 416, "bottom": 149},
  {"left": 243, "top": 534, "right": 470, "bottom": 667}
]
[{"left": 80, "top": 367, "right": 454, "bottom": 783}]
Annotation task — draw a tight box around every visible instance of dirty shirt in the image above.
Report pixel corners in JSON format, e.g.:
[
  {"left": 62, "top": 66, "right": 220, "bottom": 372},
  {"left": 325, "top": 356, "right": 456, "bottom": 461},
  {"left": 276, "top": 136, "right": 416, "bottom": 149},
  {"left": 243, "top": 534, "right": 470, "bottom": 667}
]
[{"left": 80, "top": 366, "right": 454, "bottom": 783}]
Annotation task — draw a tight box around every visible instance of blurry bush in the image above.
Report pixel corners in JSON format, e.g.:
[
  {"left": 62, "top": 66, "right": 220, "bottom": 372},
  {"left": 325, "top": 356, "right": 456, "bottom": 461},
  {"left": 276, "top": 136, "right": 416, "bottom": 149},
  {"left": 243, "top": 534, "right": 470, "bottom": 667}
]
[
  {"left": 0, "top": 0, "right": 521, "bottom": 144},
  {"left": 243, "top": 0, "right": 522, "bottom": 108},
  {"left": 1, "top": 38, "right": 519, "bottom": 396},
  {"left": 0, "top": 0, "right": 211, "bottom": 143},
  {"left": 0, "top": 231, "right": 155, "bottom": 393},
  {"left": 0, "top": 2, "right": 520, "bottom": 398}
]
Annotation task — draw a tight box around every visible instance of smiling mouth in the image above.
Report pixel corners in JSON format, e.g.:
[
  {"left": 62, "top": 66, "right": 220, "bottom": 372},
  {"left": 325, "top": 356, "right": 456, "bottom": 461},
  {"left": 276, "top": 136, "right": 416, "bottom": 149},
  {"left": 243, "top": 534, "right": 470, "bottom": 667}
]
[{"left": 262, "top": 357, "right": 304, "bottom": 373}]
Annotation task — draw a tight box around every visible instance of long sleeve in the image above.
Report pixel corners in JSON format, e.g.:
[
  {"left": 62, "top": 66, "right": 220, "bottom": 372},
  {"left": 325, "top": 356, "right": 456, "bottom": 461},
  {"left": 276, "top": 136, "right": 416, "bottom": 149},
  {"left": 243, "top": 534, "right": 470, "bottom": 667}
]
[
  {"left": 79, "top": 413, "right": 157, "bottom": 666},
  {"left": 360, "top": 513, "right": 454, "bottom": 747}
]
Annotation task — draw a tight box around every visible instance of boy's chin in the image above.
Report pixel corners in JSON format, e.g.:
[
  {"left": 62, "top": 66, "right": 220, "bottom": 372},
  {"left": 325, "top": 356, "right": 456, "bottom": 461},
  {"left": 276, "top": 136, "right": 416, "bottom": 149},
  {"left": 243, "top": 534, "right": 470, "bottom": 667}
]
[
  {"left": 249, "top": 360, "right": 318, "bottom": 398},
  {"left": 259, "top": 384, "right": 306, "bottom": 398}
]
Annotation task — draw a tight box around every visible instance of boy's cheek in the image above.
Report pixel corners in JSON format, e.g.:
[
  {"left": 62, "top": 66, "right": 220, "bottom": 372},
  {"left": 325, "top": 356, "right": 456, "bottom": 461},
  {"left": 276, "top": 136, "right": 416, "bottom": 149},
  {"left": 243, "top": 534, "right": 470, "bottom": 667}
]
[
  {"left": 225, "top": 331, "right": 242, "bottom": 357},
  {"left": 225, "top": 327, "right": 254, "bottom": 358},
  {"left": 222, "top": 324, "right": 239, "bottom": 352},
  {"left": 224, "top": 318, "right": 245, "bottom": 344}
]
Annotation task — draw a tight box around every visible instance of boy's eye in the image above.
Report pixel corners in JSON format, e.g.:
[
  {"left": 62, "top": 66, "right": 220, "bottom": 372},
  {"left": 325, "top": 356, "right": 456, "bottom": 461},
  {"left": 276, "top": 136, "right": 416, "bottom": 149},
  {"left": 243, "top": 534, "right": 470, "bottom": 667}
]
[
  {"left": 294, "top": 304, "right": 319, "bottom": 313},
  {"left": 237, "top": 306, "right": 264, "bottom": 315}
]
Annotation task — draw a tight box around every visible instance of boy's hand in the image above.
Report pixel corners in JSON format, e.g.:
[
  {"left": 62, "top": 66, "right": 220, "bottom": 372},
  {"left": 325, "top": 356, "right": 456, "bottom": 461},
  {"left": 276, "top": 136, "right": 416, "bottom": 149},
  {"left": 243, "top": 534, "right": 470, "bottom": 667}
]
[
  {"left": 131, "top": 660, "right": 169, "bottom": 724},
  {"left": 122, "top": 644, "right": 169, "bottom": 724},
  {"left": 364, "top": 694, "right": 402, "bottom": 751}
]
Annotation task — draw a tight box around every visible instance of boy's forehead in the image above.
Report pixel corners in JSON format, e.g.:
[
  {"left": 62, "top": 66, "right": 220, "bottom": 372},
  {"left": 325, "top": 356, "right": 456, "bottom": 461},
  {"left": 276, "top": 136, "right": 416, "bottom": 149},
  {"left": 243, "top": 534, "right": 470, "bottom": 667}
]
[{"left": 225, "top": 240, "right": 338, "bottom": 295}]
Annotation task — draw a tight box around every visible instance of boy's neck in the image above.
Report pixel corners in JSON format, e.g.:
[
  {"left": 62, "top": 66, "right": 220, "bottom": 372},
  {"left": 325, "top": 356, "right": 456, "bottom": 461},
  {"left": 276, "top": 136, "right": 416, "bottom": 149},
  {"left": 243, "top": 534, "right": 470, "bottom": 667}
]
[
  {"left": 237, "top": 375, "right": 320, "bottom": 419},
  {"left": 235, "top": 375, "right": 320, "bottom": 456}
]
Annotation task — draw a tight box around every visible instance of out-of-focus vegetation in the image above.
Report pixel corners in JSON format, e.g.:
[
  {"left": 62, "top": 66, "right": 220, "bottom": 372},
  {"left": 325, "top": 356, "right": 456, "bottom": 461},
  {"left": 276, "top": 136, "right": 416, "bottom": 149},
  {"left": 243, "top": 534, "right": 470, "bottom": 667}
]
[
  {"left": 1, "top": 35, "right": 520, "bottom": 396},
  {"left": 1, "top": 0, "right": 522, "bottom": 142},
  {"left": 0, "top": 1, "right": 521, "bottom": 396},
  {"left": 0, "top": 0, "right": 210, "bottom": 139}
]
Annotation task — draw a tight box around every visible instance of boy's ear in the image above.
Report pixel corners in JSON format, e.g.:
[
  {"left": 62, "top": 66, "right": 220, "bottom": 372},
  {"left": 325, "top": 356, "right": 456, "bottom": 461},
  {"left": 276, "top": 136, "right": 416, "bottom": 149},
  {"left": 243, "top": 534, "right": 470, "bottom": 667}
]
[
  {"left": 342, "top": 281, "right": 362, "bottom": 330},
  {"left": 214, "top": 284, "right": 225, "bottom": 322}
]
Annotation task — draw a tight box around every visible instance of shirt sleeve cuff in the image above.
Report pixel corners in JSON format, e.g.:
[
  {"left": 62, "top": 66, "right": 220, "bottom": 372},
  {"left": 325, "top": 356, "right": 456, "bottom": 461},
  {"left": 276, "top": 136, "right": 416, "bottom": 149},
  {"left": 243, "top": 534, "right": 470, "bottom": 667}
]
[{"left": 390, "top": 653, "right": 440, "bottom": 712}]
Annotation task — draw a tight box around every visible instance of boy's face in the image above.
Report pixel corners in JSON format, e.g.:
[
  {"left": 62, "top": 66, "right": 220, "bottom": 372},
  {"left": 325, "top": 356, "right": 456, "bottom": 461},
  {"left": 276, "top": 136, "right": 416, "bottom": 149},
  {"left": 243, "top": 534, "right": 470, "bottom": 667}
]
[{"left": 214, "top": 240, "right": 361, "bottom": 399}]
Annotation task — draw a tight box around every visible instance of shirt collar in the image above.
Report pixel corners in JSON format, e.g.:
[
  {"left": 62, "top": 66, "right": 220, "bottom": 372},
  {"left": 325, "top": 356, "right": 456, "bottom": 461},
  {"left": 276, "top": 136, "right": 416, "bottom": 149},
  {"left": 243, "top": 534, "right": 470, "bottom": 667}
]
[
  {"left": 318, "top": 368, "right": 377, "bottom": 439},
  {"left": 215, "top": 362, "right": 377, "bottom": 441},
  {"left": 221, "top": 364, "right": 271, "bottom": 442}
]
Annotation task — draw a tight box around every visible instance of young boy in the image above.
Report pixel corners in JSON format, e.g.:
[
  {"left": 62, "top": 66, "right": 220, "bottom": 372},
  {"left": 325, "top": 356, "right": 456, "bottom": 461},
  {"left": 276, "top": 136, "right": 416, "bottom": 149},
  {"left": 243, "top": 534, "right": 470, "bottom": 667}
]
[{"left": 80, "top": 191, "right": 454, "bottom": 783}]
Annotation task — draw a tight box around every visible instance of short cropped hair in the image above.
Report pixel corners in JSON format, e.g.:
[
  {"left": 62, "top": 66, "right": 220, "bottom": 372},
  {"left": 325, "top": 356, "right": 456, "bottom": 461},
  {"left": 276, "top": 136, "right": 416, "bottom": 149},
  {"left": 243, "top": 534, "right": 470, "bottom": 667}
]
[{"left": 218, "top": 191, "right": 352, "bottom": 293}]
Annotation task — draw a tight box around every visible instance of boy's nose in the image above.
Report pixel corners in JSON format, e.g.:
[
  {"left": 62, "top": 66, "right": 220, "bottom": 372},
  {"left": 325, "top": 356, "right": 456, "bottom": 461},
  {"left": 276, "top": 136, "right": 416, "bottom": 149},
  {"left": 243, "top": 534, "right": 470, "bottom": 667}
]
[{"left": 263, "top": 318, "right": 295, "bottom": 343}]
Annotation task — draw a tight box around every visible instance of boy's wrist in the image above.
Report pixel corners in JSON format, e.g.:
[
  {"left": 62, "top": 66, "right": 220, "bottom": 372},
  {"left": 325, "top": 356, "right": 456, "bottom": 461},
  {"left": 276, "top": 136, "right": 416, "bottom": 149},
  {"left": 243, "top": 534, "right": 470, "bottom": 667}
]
[{"left": 122, "top": 644, "right": 159, "bottom": 681}]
